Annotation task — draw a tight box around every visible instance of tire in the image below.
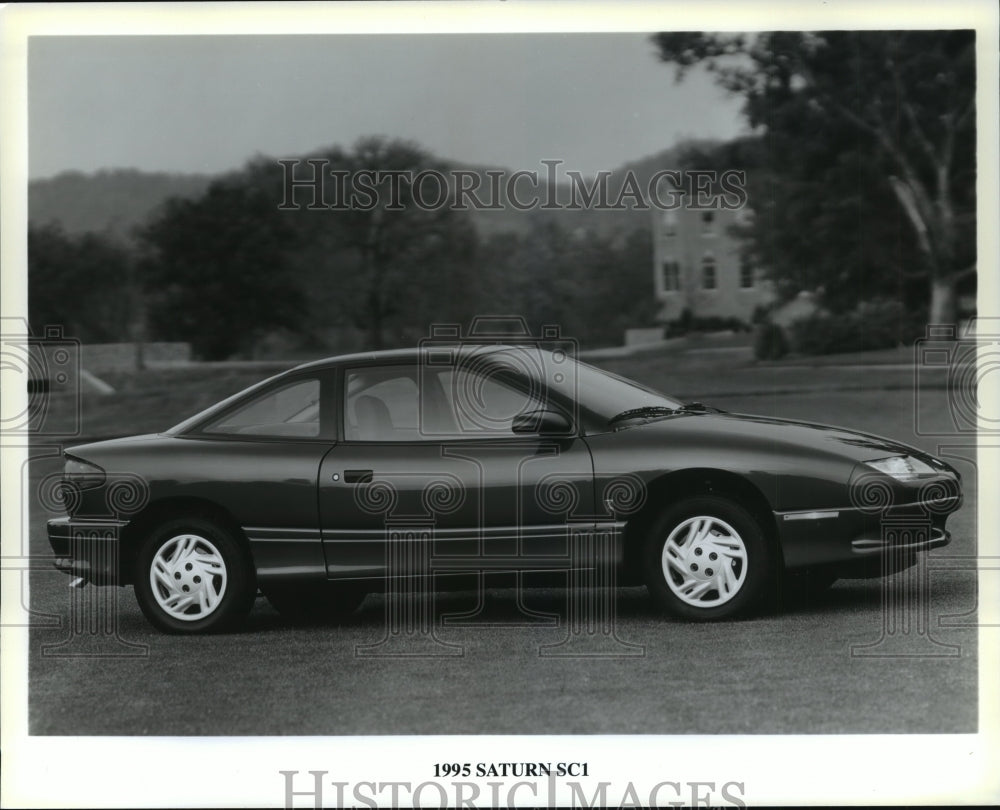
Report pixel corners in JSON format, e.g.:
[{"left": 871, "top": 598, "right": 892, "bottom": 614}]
[
  {"left": 134, "top": 517, "right": 256, "bottom": 634},
  {"left": 264, "top": 582, "right": 367, "bottom": 623},
  {"left": 643, "top": 496, "right": 772, "bottom": 620}
]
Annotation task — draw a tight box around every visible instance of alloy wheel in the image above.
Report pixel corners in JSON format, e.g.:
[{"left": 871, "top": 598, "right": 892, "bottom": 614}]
[
  {"left": 149, "top": 534, "right": 228, "bottom": 621},
  {"left": 660, "top": 515, "right": 747, "bottom": 608}
]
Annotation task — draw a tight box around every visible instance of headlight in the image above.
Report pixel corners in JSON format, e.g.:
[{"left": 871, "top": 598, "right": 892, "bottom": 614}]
[
  {"left": 864, "top": 455, "right": 937, "bottom": 481},
  {"left": 64, "top": 456, "right": 106, "bottom": 489}
]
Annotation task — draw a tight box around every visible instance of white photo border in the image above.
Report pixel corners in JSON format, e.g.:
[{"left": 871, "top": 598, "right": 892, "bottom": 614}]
[{"left": 2, "top": 1, "right": 998, "bottom": 806}]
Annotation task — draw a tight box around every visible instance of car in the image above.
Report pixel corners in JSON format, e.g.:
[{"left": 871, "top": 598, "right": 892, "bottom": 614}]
[{"left": 47, "top": 342, "right": 962, "bottom": 633}]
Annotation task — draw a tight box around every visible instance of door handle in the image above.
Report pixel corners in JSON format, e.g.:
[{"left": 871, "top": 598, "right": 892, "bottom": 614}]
[{"left": 343, "top": 469, "right": 374, "bottom": 484}]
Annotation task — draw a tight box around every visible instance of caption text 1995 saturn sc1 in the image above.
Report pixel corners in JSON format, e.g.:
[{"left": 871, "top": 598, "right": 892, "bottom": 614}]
[{"left": 47, "top": 343, "right": 961, "bottom": 633}]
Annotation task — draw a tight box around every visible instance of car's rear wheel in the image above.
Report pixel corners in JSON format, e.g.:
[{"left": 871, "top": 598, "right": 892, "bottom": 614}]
[
  {"left": 644, "top": 496, "right": 772, "bottom": 620},
  {"left": 134, "top": 517, "right": 255, "bottom": 633},
  {"left": 264, "top": 582, "right": 367, "bottom": 623}
]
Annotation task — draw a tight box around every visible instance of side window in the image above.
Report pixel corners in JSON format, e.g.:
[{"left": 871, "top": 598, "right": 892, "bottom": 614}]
[
  {"left": 202, "top": 379, "right": 321, "bottom": 437},
  {"left": 438, "top": 367, "right": 542, "bottom": 437},
  {"left": 343, "top": 363, "right": 548, "bottom": 441},
  {"left": 344, "top": 367, "right": 421, "bottom": 441}
]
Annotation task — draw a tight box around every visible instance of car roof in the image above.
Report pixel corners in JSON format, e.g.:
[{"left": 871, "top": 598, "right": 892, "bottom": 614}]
[{"left": 288, "top": 343, "right": 543, "bottom": 373}]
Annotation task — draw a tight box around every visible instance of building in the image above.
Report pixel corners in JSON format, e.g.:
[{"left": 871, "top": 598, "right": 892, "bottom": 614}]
[{"left": 652, "top": 205, "right": 774, "bottom": 325}]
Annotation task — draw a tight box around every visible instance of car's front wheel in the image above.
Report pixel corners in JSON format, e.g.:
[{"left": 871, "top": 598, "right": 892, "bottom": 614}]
[
  {"left": 134, "top": 517, "right": 255, "bottom": 633},
  {"left": 644, "top": 496, "right": 772, "bottom": 620}
]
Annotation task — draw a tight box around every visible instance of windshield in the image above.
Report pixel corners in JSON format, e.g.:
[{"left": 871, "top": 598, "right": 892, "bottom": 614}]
[
  {"left": 552, "top": 358, "right": 683, "bottom": 419},
  {"left": 485, "top": 348, "right": 682, "bottom": 422}
]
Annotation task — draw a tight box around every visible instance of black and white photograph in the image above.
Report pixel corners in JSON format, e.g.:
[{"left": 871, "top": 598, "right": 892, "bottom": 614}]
[{"left": 1, "top": 1, "right": 998, "bottom": 807}]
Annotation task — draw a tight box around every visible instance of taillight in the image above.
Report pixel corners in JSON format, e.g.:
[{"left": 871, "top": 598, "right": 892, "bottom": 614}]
[{"left": 64, "top": 456, "right": 106, "bottom": 490}]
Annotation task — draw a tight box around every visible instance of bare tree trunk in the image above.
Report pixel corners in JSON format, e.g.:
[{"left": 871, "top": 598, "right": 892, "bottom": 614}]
[
  {"left": 929, "top": 275, "right": 958, "bottom": 327},
  {"left": 364, "top": 253, "right": 386, "bottom": 350},
  {"left": 128, "top": 258, "right": 146, "bottom": 371},
  {"left": 362, "top": 211, "right": 386, "bottom": 350},
  {"left": 368, "top": 294, "right": 384, "bottom": 350}
]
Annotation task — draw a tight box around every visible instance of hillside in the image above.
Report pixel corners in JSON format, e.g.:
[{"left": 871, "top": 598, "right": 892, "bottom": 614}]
[
  {"left": 29, "top": 169, "right": 213, "bottom": 243},
  {"left": 27, "top": 143, "right": 718, "bottom": 243}
]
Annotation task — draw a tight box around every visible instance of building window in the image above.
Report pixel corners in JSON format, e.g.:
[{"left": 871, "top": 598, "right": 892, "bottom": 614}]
[
  {"left": 701, "top": 255, "right": 717, "bottom": 290},
  {"left": 661, "top": 210, "right": 677, "bottom": 237},
  {"left": 661, "top": 260, "right": 680, "bottom": 292},
  {"left": 701, "top": 211, "right": 715, "bottom": 236},
  {"left": 739, "top": 256, "right": 755, "bottom": 288}
]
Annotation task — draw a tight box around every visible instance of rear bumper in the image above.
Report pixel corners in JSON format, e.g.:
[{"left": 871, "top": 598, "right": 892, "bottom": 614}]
[{"left": 47, "top": 516, "right": 128, "bottom": 584}]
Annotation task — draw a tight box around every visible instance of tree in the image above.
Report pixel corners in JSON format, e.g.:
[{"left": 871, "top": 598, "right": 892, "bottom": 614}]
[
  {"left": 322, "top": 137, "right": 480, "bottom": 349},
  {"left": 243, "top": 137, "right": 481, "bottom": 350},
  {"left": 652, "top": 31, "right": 976, "bottom": 324},
  {"left": 28, "top": 223, "right": 134, "bottom": 343},
  {"left": 139, "top": 181, "right": 303, "bottom": 359},
  {"left": 477, "top": 219, "right": 657, "bottom": 348}
]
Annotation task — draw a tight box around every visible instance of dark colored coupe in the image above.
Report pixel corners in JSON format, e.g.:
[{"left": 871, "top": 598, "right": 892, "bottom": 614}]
[{"left": 48, "top": 344, "right": 962, "bottom": 633}]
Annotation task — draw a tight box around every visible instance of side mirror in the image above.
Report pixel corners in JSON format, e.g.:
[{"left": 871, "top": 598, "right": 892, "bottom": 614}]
[{"left": 511, "top": 409, "right": 572, "bottom": 435}]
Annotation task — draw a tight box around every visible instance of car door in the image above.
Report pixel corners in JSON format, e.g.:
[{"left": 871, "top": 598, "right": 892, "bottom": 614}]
[
  {"left": 179, "top": 371, "right": 337, "bottom": 585},
  {"left": 317, "top": 359, "right": 597, "bottom": 580}
]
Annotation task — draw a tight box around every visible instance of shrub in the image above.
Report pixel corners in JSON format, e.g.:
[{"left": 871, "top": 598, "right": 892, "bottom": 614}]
[
  {"left": 750, "top": 303, "right": 773, "bottom": 325},
  {"left": 753, "top": 321, "right": 789, "bottom": 360},
  {"left": 664, "top": 313, "right": 751, "bottom": 336},
  {"left": 788, "top": 298, "right": 924, "bottom": 355}
]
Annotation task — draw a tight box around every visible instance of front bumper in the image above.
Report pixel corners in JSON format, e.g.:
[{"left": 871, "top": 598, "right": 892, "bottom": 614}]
[
  {"left": 48, "top": 516, "right": 129, "bottom": 584},
  {"left": 776, "top": 492, "right": 959, "bottom": 576}
]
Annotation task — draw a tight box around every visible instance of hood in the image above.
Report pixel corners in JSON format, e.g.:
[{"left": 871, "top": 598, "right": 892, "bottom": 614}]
[{"left": 626, "top": 411, "right": 942, "bottom": 466}]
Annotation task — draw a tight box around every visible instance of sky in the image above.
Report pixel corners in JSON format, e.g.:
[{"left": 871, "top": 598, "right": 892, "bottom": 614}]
[{"left": 27, "top": 33, "right": 746, "bottom": 180}]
